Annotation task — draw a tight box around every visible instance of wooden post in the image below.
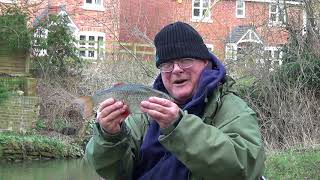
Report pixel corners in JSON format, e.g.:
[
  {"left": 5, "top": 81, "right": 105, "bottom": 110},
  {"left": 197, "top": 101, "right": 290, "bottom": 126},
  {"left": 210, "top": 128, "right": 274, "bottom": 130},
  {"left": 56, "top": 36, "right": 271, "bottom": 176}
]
[{"left": 133, "top": 43, "right": 137, "bottom": 55}]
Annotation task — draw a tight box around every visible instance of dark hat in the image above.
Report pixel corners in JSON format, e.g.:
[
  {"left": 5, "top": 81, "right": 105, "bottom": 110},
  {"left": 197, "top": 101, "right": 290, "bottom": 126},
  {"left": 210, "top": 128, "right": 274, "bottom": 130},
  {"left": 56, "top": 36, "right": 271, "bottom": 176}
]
[{"left": 154, "top": 21, "right": 211, "bottom": 67}]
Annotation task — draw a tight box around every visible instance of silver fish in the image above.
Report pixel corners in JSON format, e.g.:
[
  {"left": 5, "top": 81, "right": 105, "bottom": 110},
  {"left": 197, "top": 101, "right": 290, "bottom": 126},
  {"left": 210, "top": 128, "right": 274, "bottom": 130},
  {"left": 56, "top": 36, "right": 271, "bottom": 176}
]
[{"left": 71, "top": 83, "right": 172, "bottom": 119}]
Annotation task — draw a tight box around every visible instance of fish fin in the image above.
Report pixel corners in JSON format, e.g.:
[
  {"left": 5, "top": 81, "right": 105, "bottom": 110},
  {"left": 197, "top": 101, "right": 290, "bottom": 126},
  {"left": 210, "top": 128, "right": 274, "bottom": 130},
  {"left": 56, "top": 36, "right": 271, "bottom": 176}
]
[
  {"left": 113, "top": 82, "right": 125, "bottom": 87},
  {"left": 71, "top": 96, "right": 94, "bottom": 119}
]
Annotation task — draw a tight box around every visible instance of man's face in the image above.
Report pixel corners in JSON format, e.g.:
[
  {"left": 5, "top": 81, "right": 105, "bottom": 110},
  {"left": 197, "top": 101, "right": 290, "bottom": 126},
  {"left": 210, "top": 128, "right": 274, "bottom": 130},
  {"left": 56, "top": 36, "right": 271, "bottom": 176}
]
[{"left": 161, "top": 58, "right": 208, "bottom": 104}]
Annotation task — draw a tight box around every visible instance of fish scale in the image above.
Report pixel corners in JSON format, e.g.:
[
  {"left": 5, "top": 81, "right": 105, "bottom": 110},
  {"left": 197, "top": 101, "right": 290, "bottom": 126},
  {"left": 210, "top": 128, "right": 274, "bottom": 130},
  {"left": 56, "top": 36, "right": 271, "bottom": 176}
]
[{"left": 70, "top": 83, "right": 172, "bottom": 119}]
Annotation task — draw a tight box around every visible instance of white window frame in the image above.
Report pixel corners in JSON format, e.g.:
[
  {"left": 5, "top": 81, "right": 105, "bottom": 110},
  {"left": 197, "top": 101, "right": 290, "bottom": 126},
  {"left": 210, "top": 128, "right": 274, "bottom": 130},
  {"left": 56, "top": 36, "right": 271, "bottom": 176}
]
[
  {"left": 302, "top": 8, "right": 307, "bottom": 35},
  {"left": 246, "top": 0, "right": 302, "bottom": 5},
  {"left": 269, "top": 3, "right": 287, "bottom": 26},
  {"left": 264, "top": 46, "right": 283, "bottom": 70},
  {"left": 236, "top": 0, "right": 245, "bottom": 18},
  {"left": 191, "top": 0, "right": 212, "bottom": 22},
  {"left": 0, "top": 0, "right": 15, "bottom": 3},
  {"left": 32, "top": 28, "right": 48, "bottom": 57},
  {"left": 225, "top": 43, "right": 238, "bottom": 61},
  {"left": 205, "top": 44, "right": 214, "bottom": 52},
  {"left": 78, "top": 31, "right": 105, "bottom": 60},
  {"left": 82, "top": 0, "right": 105, "bottom": 11}
]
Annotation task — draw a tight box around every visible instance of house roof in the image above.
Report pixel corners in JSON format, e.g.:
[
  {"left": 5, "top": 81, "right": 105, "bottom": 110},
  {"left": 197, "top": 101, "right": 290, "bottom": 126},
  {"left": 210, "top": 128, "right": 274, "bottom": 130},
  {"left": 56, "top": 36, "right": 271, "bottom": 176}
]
[
  {"left": 32, "top": 5, "right": 78, "bottom": 32},
  {"left": 32, "top": 5, "right": 63, "bottom": 27},
  {"left": 225, "top": 25, "right": 263, "bottom": 44}
]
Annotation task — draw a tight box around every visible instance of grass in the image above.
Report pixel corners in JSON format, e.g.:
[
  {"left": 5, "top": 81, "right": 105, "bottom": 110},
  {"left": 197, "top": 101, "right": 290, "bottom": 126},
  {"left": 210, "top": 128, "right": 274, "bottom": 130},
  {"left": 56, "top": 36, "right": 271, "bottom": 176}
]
[
  {"left": 0, "top": 132, "right": 83, "bottom": 160},
  {"left": 265, "top": 148, "right": 320, "bottom": 179}
]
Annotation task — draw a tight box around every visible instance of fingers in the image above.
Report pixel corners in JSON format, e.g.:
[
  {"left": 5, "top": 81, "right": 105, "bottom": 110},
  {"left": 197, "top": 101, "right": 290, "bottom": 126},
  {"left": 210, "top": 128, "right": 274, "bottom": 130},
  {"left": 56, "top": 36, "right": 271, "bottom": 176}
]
[
  {"left": 140, "top": 97, "right": 180, "bottom": 128},
  {"left": 140, "top": 107, "right": 165, "bottom": 120},
  {"left": 98, "top": 100, "right": 124, "bottom": 119},
  {"left": 148, "top": 96, "right": 172, "bottom": 107},
  {"left": 98, "top": 98, "right": 115, "bottom": 113},
  {"left": 97, "top": 98, "right": 129, "bottom": 134},
  {"left": 140, "top": 97, "right": 173, "bottom": 113}
]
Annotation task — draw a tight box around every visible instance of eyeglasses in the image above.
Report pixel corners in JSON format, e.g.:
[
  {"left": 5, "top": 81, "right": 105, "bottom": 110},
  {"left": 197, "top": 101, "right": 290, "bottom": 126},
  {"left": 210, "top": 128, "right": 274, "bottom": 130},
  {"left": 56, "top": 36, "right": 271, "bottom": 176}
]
[{"left": 159, "top": 58, "right": 195, "bottom": 73}]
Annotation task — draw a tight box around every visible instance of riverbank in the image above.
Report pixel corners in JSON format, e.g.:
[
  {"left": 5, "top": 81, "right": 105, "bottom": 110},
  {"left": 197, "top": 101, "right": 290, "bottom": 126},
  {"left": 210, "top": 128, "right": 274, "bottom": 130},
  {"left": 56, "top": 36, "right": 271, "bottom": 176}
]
[
  {"left": 0, "top": 159, "right": 101, "bottom": 180},
  {"left": 0, "top": 132, "right": 83, "bottom": 162},
  {"left": 1, "top": 132, "right": 320, "bottom": 179}
]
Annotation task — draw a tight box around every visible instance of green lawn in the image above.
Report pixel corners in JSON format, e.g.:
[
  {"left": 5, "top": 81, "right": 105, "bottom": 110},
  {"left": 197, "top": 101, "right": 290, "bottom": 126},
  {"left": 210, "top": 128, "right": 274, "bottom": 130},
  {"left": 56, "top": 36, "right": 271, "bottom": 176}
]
[{"left": 265, "top": 148, "right": 320, "bottom": 179}]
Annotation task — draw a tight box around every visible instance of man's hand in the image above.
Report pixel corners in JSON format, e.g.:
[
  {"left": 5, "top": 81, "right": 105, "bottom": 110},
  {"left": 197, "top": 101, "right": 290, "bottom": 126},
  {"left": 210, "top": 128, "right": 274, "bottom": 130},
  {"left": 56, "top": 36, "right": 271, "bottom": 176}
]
[
  {"left": 140, "top": 97, "right": 181, "bottom": 129},
  {"left": 97, "top": 98, "right": 129, "bottom": 134}
]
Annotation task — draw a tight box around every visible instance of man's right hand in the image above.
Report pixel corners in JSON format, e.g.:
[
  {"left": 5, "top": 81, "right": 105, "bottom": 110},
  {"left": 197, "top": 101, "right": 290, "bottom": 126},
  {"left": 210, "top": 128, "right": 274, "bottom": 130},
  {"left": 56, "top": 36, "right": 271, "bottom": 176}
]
[{"left": 96, "top": 98, "right": 129, "bottom": 134}]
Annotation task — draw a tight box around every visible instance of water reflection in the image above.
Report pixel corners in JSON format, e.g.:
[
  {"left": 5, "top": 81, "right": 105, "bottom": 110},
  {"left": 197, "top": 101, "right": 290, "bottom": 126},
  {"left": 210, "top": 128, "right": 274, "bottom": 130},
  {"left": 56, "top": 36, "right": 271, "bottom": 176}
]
[{"left": 0, "top": 159, "right": 101, "bottom": 180}]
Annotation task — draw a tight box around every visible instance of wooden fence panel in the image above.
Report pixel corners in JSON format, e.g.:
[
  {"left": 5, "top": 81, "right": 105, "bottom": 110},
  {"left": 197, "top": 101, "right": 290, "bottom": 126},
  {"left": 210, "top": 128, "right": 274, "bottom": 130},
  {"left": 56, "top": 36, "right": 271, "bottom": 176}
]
[{"left": 0, "top": 46, "right": 28, "bottom": 75}]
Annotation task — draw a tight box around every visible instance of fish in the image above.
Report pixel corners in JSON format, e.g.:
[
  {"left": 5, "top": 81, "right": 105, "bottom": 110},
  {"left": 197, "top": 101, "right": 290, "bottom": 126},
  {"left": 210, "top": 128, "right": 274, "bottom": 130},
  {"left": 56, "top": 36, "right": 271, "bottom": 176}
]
[{"left": 70, "top": 83, "right": 172, "bottom": 119}]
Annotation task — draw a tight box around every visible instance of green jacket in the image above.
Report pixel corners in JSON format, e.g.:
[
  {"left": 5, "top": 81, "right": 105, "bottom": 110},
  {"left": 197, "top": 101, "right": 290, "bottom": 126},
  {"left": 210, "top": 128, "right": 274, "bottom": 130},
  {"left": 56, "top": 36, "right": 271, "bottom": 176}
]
[{"left": 85, "top": 83, "right": 266, "bottom": 180}]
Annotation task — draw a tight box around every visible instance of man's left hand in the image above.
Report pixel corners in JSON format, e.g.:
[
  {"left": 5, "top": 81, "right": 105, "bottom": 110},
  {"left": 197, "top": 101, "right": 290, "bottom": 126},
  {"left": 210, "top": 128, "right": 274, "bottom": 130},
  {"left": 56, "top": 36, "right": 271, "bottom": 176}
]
[{"left": 140, "top": 97, "right": 181, "bottom": 129}]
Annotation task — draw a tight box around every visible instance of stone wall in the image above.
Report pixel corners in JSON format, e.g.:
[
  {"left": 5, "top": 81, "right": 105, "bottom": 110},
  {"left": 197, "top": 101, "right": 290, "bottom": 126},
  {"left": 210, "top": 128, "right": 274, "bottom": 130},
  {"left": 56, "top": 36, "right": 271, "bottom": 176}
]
[{"left": 0, "top": 96, "right": 40, "bottom": 133}]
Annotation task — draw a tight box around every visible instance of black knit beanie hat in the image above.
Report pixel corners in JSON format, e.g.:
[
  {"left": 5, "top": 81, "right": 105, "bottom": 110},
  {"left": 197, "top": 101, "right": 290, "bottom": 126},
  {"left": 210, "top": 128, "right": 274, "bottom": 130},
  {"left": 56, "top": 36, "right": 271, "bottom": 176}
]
[{"left": 154, "top": 21, "right": 211, "bottom": 68}]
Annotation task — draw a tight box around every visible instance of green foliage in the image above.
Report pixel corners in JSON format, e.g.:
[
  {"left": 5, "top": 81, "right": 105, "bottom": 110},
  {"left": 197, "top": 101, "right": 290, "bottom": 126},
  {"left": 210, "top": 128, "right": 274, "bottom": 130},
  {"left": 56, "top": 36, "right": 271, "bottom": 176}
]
[
  {"left": 233, "top": 76, "right": 256, "bottom": 97},
  {"left": 52, "top": 118, "right": 68, "bottom": 132},
  {"left": 0, "top": 84, "right": 10, "bottom": 104},
  {"left": 0, "top": 132, "right": 83, "bottom": 159},
  {"left": 265, "top": 148, "right": 320, "bottom": 179},
  {"left": 273, "top": 57, "right": 320, "bottom": 90},
  {"left": 0, "top": 6, "right": 31, "bottom": 52},
  {"left": 32, "top": 14, "right": 82, "bottom": 76},
  {"left": 0, "top": 77, "right": 25, "bottom": 91},
  {"left": 35, "top": 119, "right": 46, "bottom": 130}
]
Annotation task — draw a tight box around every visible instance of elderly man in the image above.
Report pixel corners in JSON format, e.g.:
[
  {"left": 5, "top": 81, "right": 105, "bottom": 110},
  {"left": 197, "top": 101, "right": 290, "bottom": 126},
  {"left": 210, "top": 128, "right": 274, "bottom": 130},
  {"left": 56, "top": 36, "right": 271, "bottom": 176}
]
[{"left": 85, "top": 21, "right": 266, "bottom": 180}]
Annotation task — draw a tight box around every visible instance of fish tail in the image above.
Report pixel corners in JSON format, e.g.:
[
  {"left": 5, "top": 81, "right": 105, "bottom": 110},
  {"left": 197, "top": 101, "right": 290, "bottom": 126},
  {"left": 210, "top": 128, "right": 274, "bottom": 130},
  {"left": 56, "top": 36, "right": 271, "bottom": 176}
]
[{"left": 71, "top": 96, "right": 94, "bottom": 119}]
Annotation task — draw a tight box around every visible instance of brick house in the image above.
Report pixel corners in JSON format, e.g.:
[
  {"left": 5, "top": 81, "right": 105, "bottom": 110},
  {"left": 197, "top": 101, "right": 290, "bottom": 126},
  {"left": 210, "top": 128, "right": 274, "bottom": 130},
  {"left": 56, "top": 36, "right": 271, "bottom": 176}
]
[
  {"left": 1, "top": 0, "right": 304, "bottom": 64},
  {"left": 151, "top": 0, "right": 304, "bottom": 66}
]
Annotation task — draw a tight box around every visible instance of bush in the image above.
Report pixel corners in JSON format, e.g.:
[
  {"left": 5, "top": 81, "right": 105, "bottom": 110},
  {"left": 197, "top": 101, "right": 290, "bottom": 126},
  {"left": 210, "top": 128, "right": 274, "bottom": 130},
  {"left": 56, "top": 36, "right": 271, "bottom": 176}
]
[
  {"left": 0, "top": 6, "right": 31, "bottom": 52},
  {"left": 31, "top": 14, "right": 82, "bottom": 78},
  {"left": 274, "top": 56, "right": 320, "bottom": 91}
]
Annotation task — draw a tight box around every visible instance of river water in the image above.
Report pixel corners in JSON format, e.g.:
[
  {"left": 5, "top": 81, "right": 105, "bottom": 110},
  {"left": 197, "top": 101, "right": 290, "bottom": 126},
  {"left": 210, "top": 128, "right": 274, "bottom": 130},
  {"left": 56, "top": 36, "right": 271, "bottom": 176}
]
[{"left": 0, "top": 159, "right": 101, "bottom": 180}]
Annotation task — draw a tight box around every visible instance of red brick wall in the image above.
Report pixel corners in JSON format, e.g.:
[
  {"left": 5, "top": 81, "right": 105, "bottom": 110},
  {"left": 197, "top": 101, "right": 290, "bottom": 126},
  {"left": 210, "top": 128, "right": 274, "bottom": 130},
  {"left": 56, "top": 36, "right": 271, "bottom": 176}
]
[
  {"left": 119, "top": 0, "right": 177, "bottom": 42},
  {"left": 22, "top": 0, "right": 303, "bottom": 60},
  {"left": 117, "top": 0, "right": 302, "bottom": 60},
  {"left": 48, "top": 0, "right": 120, "bottom": 41},
  {"left": 166, "top": 1, "right": 302, "bottom": 59}
]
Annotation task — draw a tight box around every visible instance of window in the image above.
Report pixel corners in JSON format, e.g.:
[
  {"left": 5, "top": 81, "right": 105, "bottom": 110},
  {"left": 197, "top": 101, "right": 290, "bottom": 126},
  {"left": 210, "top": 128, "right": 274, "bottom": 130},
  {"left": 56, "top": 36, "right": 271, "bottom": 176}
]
[
  {"left": 0, "top": 0, "right": 15, "bottom": 3},
  {"left": 78, "top": 32, "right": 105, "bottom": 60},
  {"left": 85, "top": 0, "right": 102, "bottom": 6},
  {"left": 83, "top": 0, "right": 104, "bottom": 11},
  {"left": 192, "top": 0, "right": 211, "bottom": 21},
  {"left": 32, "top": 28, "right": 48, "bottom": 56},
  {"left": 205, "top": 44, "right": 214, "bottom": 52},
  {"left": 264, "top": 46, "right": 283, "bottom": 70},
  {"left": 225, "top": 43, "right": 237, "bottom": 61},
  {"left": 269, "top": 3, "right": 286, "bottom": 25},
  {"left": 236, "top": 0, "right": 245, "bottom": 18}
]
